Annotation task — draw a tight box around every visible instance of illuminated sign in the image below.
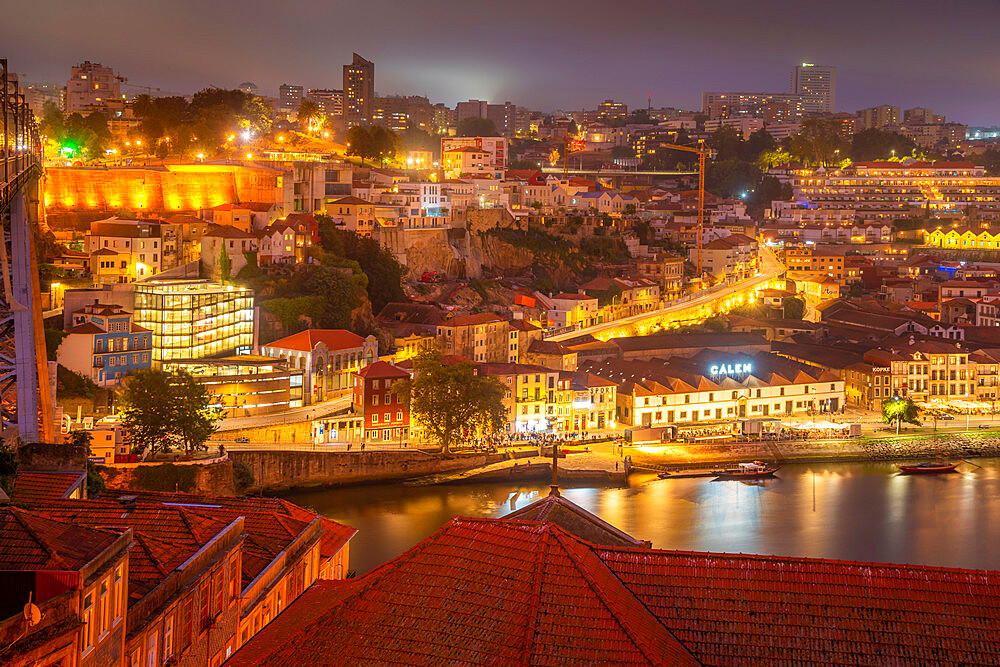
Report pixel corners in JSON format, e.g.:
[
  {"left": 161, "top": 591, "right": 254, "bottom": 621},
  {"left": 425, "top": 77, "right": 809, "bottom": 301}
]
[{"left": 709, "top": 362, "right": 752, "bottom": 377}]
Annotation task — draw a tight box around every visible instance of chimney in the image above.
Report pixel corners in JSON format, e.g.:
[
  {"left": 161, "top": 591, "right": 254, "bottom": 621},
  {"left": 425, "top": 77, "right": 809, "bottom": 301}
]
[{"left": 117, "top": 494, "right": 137, "bottom": 511}]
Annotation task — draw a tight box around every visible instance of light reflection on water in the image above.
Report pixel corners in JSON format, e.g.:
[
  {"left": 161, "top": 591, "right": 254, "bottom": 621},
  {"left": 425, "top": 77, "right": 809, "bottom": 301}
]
[{"left": 279, "top": 459, "right": 1000, "bottom": 574}]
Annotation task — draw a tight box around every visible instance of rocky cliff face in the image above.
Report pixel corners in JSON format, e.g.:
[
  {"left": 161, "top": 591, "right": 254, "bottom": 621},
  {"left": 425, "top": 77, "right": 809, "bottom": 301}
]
[
  {"left": 403, "top": 232, "right": 470, "bottom": 278},
  {"left": 472, "top": 233, "right": 534, "bottom": 275}
]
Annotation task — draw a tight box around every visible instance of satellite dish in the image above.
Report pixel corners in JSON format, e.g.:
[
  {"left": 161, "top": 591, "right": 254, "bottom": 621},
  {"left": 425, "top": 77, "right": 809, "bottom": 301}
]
[{"left": 23, "top": 593, "right": 41, "bottom": 626}]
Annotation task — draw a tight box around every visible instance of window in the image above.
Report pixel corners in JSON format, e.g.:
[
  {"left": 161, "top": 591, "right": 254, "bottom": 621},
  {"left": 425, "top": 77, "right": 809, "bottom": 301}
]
[
  {"left": 228, "top": 557, "right": 240, "bottom": 602},
  {"left": 384, "top": 393, "right": 390, "bottom": 404},
  {"left": 146, "top": 632, "right": 157, "bottom": 667},
  {"left": 82, "top": 592, "right": 95, "bottom": 651},
  {"left": 98, "top": 576, "right": 111, "bottom": 635},
  {"left": 181, "top": 600, "right": 193, "bottom": 648},
  {"left": 396, "top": 411, "right": 402, "bottom": 421},
  {"left": 213, "top": 571, "right": 224, "bottom": 615},
  {"left": 163, "top": 616, "right": 173, "bottom": 662},
  {"left": 113, "top": 564, "right": 124, "bottom": 623},
  {"left": 199, "top": 581, "right": 210, "bottom": 629},
  {"left": 384, "top": 412, "right": 390, "bottom": 422},
  {"left": 371, "top": 414, "right": 378, "bottom": 424},
  {"left": 371, "top": 395, "right": 378, "bottom": 406}
]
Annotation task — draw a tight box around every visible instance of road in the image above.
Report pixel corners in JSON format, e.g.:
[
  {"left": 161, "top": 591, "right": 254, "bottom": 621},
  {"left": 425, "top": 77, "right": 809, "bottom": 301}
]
[
  {"left": 216, "top": 393, "right": 352, "bottom": 431},
  {"left": 550, "top": 244, "right": 785, "bottom": 342}
]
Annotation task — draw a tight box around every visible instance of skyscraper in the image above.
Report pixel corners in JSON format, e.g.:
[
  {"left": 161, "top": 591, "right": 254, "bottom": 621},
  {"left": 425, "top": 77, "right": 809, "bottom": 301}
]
[
  {"left": 791, "top": 64, "right": 836, "bottom": 113},
  {"left": 343, "top": 53, "right": 374, "bottom": 129},
  {"left": 279, "top": 84, "right": 304, "bottom": 111}
]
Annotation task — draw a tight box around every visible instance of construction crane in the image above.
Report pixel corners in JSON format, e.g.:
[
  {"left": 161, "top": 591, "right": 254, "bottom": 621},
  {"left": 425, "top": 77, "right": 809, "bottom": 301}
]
[
  {"left": 115, "top": 74, "right": 161, "bottom": 97},
  {"left": 659, "top": 137, "right": 716, "bottom": 277}
]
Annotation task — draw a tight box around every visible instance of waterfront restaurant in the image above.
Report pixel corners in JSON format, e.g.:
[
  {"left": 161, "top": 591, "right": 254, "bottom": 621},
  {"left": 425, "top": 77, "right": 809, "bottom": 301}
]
[{"left": 582, "top": 350, "right": 845, "bottom": 429}]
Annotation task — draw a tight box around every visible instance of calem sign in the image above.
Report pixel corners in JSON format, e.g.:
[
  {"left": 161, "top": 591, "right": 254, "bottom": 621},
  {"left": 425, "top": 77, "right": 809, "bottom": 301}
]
[{"left": 709, "top": 362, "right": 752, "bottom": 377}]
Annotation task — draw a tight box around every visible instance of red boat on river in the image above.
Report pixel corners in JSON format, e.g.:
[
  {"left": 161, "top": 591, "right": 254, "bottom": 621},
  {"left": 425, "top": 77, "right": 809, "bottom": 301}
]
[{"left": 897, "top": 462, "right": 961, "bottom": 474}]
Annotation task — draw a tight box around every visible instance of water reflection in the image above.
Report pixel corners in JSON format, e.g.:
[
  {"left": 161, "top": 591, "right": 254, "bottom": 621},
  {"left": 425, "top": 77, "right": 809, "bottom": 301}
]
[{"left": 279, "top": 459, "right": 1000, "bottom": 574}]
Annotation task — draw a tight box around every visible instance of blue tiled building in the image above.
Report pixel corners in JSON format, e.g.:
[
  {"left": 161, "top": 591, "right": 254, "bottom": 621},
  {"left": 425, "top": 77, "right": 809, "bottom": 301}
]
[{"left": 56, "top": 301, "right": 152, "bottom": 385}]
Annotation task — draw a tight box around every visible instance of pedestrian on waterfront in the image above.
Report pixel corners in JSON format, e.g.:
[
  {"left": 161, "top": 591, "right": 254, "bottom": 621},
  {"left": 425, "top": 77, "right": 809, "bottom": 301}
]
[
  {"left": 615, "top": 461, "right": 619, "bottom": 471},
  {"left": 361, "top": 442, "right": 366, "bottom": 452},
  {"left": 347, "top": 443, "right": 352, "bottom": 451}
]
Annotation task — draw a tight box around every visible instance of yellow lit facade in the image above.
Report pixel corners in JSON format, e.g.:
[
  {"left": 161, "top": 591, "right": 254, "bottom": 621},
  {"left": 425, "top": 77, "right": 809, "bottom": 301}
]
[{"left": 133, "top": 279, "right": 254, "bottom": 365}]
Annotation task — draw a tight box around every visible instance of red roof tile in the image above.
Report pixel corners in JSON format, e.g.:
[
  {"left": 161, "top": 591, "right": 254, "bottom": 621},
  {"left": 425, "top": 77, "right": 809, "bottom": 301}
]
[
  {"left": 264, "top": 329, "right": 367, "bottom": 353},
  {"left": 230, "top": 515, "right": 1000, "bottom": 666},
  {"left": 355, "top": 361, "right": 409, "bottom": 380},
  {"left": 11, "top": 471, "right": 86, "bottom": 503},
  {"left": 0, "top": 507, "right": 120, "bottom": 571},
  {"left": 441, "top": 312, "right": 505, "bottom": 327},
  {"left": 228, "top": 518, "right": 697, "bottom": 666}
]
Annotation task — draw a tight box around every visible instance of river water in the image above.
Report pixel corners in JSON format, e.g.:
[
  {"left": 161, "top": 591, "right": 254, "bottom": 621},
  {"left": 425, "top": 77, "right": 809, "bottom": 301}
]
[{"left": 279, "top": 459, "right": 1000, "bottom": 574}]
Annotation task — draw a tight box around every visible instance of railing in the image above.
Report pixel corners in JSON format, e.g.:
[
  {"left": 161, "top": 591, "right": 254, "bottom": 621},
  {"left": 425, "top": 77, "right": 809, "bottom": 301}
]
[{"left": 1, "top": 58, "right": 43, "bottom": 215}]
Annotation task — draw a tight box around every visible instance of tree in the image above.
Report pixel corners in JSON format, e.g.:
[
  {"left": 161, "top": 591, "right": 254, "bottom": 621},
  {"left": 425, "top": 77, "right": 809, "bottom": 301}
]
[
  {"left": 457, "top": 117, "right": 499, "bottom": 137},
  {"left": 394, "top": 348, "right": 506, "bottom": 454},
  {"left": 369, "top": 125, "right": 399, "bottom": 166},
  {"left": 297, "top": 100, "right": 322, "bottom": 133},
  {"left": 345, "top": 126, "right": 377, "bottom": 165},
  {"left": 169, "top": 369, "right": 224, "bottom": 455},
  {"left": 303, "top": 265, "right": 363, "bottom": 329},
  {"left": 566, "top": 119, "right": 579, "bottom": 137},
  {"left": 849, "top": 129, "right": 918, "bottom": 162},
  {"left": 119, "top": 369, "right": 176, "bottom": 454},
  {"left": 119, "top": 369, "right": 223, "bottom": 456},
  {"left": 219, "top": 244, "right": 232, "bottom": 282},
  {"left": 882, "top": 395, "right": 920, "bottom": 434},
  {"left": 782, "top": 296, "right": 805, "bottom": 320},
  {"left": 786, "top": 119, "right": 848, "bottom": 166}
]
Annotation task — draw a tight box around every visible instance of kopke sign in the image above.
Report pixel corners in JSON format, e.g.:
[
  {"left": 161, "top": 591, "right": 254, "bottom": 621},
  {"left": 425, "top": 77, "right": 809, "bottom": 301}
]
[{"left": 709, "top": 362, "right": 752, "bottom": 377}]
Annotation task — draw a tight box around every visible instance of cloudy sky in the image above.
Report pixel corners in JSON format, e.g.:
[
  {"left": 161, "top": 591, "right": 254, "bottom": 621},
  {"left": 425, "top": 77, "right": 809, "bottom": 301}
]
[{"left": 5, "top": 0, "right": 1000, "bottom": 124}]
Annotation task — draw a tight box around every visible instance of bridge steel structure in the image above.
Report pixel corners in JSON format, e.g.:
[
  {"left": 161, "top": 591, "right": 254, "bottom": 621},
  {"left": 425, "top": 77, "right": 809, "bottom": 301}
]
[{"left": 1, "top": 58, "right": 54, "bottom": 444}]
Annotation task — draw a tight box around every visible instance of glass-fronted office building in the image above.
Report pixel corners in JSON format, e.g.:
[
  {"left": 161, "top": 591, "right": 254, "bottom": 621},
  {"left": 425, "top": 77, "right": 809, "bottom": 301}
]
[{"left": 133, "top": 279, "right": 254, "bottom": 364}]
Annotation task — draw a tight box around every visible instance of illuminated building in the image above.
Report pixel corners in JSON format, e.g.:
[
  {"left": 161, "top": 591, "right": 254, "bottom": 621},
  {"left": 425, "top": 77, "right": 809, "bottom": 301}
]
[
  {"left": 353, "top": 361, "right": 410, "bottom": 442},
  {"left": 701, "top": 91, "right": 805, "bottom": 121},
  {"left": 65, "top": 60, "right": 120, "bottom": 113},
  {"left": 261, "top": 329, "right": 378, "bottom": 404},
  {"left": 164, "top": 355, "right": 304, "bottom": 417},
  {"left": 307, "top": 88, "right": 343, "bottom": 116},
  {"left": 56, "top": 301, "right": 152, "bottom": 385},
  {"left": 132, "top": 279, "right": 254, "bottom": 365},
  {"left": 343, "top": 53, "right": 374, "bottom": 129},
  {"left": 856, "top": 104, "right": 900, "bottom": 130},
  {"left": 436, "top": 312, "right": 508, "bottom": 363},
  {"left": 279, "top": 83, "right": 304, "bottom": 111},
  {"left": 791, "top": 63, "right": 836, "bottom": 113},
  {"left": 441, "top": 146, "right": 492, "bottom": 178},
  {"left": 440, "top": 136, "right": 508, "bottom": 171},
  {"left": 583, "top": 350, "right": 845, "bottom": 427},
  {"left": 782, "top": 246, "right": 846, "bottom": 282},
  {"left": 695, "top": 234, "right": 760, "bottom": 280},
  {"left": 200, "top": 225, "right": 257, "bottom": 280},
  {"left": 86, "top": 217, "right": 177, "bottom": 285},
  {"left": 597, "top": 99, "right": 627, "bottom": 121},
  {"left": 789, "top": 161, "right": 1000, "bottom": 219},
  {"left": 324, "top": 195, "right": 376, "bottom": 236}
]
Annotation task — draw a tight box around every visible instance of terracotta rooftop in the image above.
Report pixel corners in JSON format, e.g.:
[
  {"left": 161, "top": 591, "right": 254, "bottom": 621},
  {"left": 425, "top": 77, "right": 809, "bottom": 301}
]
[
  {"left": 0, "top": 507, "right": 120, "bottom": 571},
  {"left": 441, "top": 312, "right": 505, "bottom": 327},
  {"left": 356, "top": 360, "right": 409, "bottom": 380},
  {"left": 229, "top": 515, "right": 1000, "bottom": 666},
  {"left": 11, "top": 471, "right": 86, "bottom": 504},
  {"left": 505, "top": 493, "right": 648, "bottom": 548},
  {"left": 264, "top": 329, "right": 367, "bottom": 353},
  {"left": 227, "top": 518, "right": 698, "bottom": 666}
]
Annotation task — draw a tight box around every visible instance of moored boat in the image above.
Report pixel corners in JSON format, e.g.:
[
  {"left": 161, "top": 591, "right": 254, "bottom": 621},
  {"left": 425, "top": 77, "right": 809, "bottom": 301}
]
[
  {"left": 713, "top": 461, "right": 780, "bottom": 480},
  {"left": 897, "top": 461, "right": 960, "bottom": 474}
]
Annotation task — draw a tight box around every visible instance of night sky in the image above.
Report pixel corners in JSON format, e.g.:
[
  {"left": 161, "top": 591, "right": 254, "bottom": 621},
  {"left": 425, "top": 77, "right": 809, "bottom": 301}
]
[{"left": 5, "top": 0, "right": 1000, "bottom": 124}]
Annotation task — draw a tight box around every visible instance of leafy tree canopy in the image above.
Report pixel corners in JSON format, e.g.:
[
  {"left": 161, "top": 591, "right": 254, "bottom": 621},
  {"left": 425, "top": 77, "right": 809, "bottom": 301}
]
[
  {"left": 456, "top": 117, "right": 500, "bottom": 137},
  {"left": 119, "top": 369, "right": 223, "bottom": 455},
  {"left": 393, "top": 348, "right": 506, "bottom": 453}
]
